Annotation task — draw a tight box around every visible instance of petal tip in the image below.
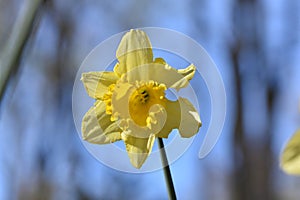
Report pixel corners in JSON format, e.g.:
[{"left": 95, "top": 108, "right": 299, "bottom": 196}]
[{"left": 80, "top": 73, "right": 87, "bottom": 81}]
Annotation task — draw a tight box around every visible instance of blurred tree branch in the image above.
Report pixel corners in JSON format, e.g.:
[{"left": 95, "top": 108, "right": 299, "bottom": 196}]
[
  {"left": 0, "top": 0, "right": 43, "bottom": 105},
  {"left": 230, "top": 0, "right": 276, "bottom": 199}
]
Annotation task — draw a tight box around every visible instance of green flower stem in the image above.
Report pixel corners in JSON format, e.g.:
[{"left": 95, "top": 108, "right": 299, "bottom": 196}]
[
  {"left": 158, "top": 138, "right": 177, "bottom": 200},
  {"left": 0, "top": 0, "right": 42, "bottom": 104}
]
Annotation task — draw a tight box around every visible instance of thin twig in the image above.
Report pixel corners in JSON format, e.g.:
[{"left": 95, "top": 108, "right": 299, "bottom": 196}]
[{"left": 158, "top": 138, "right": 177, "bottom": 200}]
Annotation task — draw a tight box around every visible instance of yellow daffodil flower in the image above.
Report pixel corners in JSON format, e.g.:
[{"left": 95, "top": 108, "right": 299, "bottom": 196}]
[
  {"left": 281, "top": 129, "right": 300, "bottom": 175},
  {"left": 81, "top": 29, "right": 202, "bottom": 168}
]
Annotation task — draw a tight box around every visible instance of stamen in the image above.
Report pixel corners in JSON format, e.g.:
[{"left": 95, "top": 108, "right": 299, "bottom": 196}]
[{"left": 139, "top": 90, "right": 149, "bottom": 103}]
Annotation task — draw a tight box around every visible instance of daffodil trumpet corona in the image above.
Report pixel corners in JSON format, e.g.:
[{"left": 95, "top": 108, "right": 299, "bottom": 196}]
[{"left": 81, "top": 29, "right": 201, "bottom": 168}]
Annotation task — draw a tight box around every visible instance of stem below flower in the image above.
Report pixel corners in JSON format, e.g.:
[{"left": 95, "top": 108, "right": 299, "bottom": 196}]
[{"left": 158, "top": 138, "right": 177, "bottom": 200}]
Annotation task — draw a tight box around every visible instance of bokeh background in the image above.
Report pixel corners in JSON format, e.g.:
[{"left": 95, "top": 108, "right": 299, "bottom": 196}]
[{"left": 1, "top": 0, "right": 300, "bottom": 199}]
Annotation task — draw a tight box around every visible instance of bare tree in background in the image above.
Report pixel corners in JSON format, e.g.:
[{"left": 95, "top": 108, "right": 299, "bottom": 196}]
[{"left": 230, "top": 0, "right": 279, "bottom": 199}]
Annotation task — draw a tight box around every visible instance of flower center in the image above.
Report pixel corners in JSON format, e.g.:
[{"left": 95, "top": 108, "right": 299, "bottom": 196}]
[{"left": 129, "top": 81, "right": 166, "bottom": 126}]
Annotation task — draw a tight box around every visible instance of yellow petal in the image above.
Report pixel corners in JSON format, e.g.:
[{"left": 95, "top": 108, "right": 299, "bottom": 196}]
[
  {"left": 115, "top": 29, "right": 153, "bottom": 76},
  {"left": 111, "top": 82, "right": 136, "bottom": 121},
  {"left": 122, "top": 132, "right": 156, "bottom": 168},
  {"left": 154, "top": 57, "right": 167, "bottom": 64},
  {"left": 81, "top": 71, "right": 119, "bottom": 99},
  {"left": 157, "top": 97, "right": 201, "bottom": 138},
  {"left": 82, "top": 100, "right": 121, "bottom": 144},
  {"left": 155, "top": 57, "right": 196, "bottom": 89},
  {"left": 280, "top": 129, "right": 300, "bottom": 175},
  {"left": 123, "top": 62, "right": 196, "bottom": 91},
  {"left": 177, "top": 64, "right": 196, "bottom": 87}
]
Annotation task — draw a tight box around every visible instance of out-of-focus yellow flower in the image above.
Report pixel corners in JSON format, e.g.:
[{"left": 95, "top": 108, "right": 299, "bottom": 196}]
[
  {"left": 281, "top": 129, "right": 300, "bottom": 175},
  {"left": 81, "top": 29, "right": 201, "bottom": 168}
]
